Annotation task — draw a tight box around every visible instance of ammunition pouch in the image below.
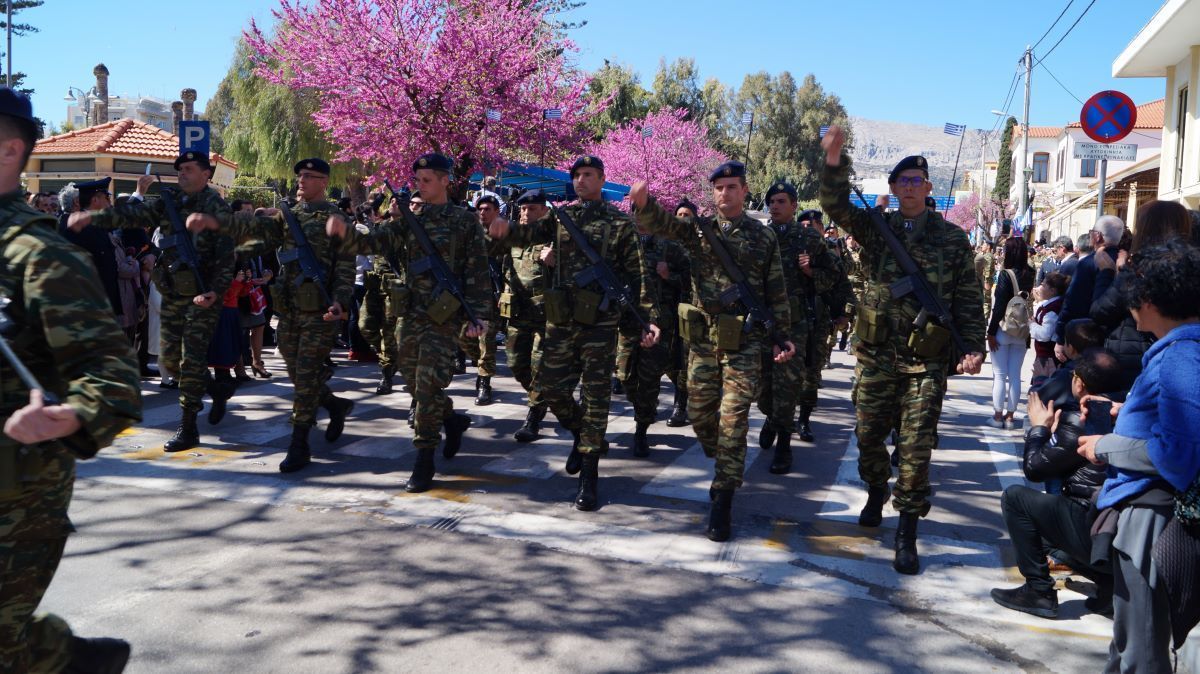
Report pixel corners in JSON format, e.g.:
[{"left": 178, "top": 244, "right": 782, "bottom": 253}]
[
  {"left": 572, "top": 289, "right": 603, "bottom": 326},
  {"left": 713, "top": 313, "right": 745, "bottom": 352},
  {"left": 388, "top": 280, "right": 411, "bottom": 316},
  {"left": 498, "top": 291, "right": 515, "bottom": 319},
  {"left": 425, "top": 289, "right": 461, "bottom": 325},
  {"left": 907, "top": 321, "right": 951, "bottom": 359},
  {"left": 544, "top": 288, "right": 570, "bottom": 324},
  {"left": 295, "top": 280, "right": 324, "bottom": 313},
  {"left": 171, "top": 266, "right": 199, "bottom": 297},
  {"left": 677, "top": 303, "right": 707, "bottom": 345},
  {"left": 855, "top": 305, "right": 889, "bottom": 345}
]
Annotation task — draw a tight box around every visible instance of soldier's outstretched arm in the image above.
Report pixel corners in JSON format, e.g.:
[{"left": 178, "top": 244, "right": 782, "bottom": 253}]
[
  {"left": 818, "top": 125, "right": 874, "bottom": 244},
  {"left": 71, "top": 195, "right": 162, "bottom": 233}
]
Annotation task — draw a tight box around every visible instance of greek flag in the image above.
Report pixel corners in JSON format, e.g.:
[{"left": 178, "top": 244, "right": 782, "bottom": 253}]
[
  {"left": 741, "top": 111, "right": 754, "bottom": 125},
  {"left": 943, "top": 122, "right": 966, "bottom": 136},
  {"left": 543, "top": 108, "right": 563, "bottom": 120},
  {"left": 819, "top": 125, "right": 830, "bottom": 138},
  {"left": 485, "top": 109, "right": 501, "bottom": 122},
  {"left": 640, "top": 126, "right": 653, "bottom": 138}
]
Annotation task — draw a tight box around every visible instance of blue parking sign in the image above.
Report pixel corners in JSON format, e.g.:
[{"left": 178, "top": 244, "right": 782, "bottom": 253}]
[{"left": 178, "top": 120, "right": 210, "bottom": 156}]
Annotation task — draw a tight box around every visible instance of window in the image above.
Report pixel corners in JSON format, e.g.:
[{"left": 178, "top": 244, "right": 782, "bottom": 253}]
[
  {"left": 113, "top": 159, "right": 176, "bottom": 176},
  {"left": 1176, "top": 86, "right": 1189, "bottom": 190},
  {"left": 1081, "top": 158, "right": 1097, "bottom": 178},
  {"left": 1032, "top": 152, "right": 1049, "bottom": 183},
  {"left": 1056, "top": 149, "right": 1064, "bottom": 180},
  {"left": 40, "top": 159, "right": 96, "bottom": 172}
]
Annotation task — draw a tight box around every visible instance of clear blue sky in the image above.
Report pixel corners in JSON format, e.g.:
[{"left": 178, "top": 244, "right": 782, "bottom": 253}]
[{"left": 18, "top": 0, "right": 1167, "bottom": 136}]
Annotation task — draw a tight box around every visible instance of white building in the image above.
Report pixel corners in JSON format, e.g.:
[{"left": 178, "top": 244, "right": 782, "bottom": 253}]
[{"left": 67, "top": 94, "right": 175, "bottom": 130}]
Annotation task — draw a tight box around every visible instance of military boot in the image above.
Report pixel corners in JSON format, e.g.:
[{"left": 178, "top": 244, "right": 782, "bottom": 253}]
[
  {"left": 64, "top": 636, "right": 131, "bottom": 674},
  {"left": 574, "top": 453, "right": 600, "bottom": 511},
  {"left": 894, "top": 513, "right": 921, "bottom": 575},
  {"left": 322, "top": 394, "right": 355, "bottom": 442},
  {"left": 375, "top": 366, "right": 395, "bottom": 395},
  {"left": 666, "top": 387, "right": 689, "bottom": 427},
  {"left": 164, "top": 408, "right": 200, "bottom": 452},
  {"left": 706, "top": 489, "right": 734, "bottom": 542},
  {"left": 206, "top": 371, "right": 235, "bottom": 425},
  {"left": 513, "top": 405, "right": 546, "bottom": 442},
  {"left": 611, "top": 376, "right": 624, "bottom": 395},
  {"left": 406, "top": 447, "right": 436, "bottom": 493},
  {"left": 454, "top": 350, "right": 466, "bottom": 375},
  {"left": 769, "top": 432, "right": 792, "bottom": 474},
  {"left": 474, "top": 376, "right": 493, "bottom": 406},
  {"left": 442, "top": 412, "right": 471, "bottom": 459},
  {"left": 407, "top": 397, "right": 416, "bottom": 428},
  {"left": 279, "top": 424, "right": 312, "bottom": 473},
  {"left": 858, "top": 484, "right": 890, "bottom": 527},
  {"left": 633, "top": 421, "right": 650, "bottom": 458},
  {"left": 797, "top": 404, "right": 816, "bottom": 442},
  {"left": 759, "top": 418, "right": 777, "bottom": 450},
  {"left": 565, "top": 429, "right": 583, "bottom": 475}
]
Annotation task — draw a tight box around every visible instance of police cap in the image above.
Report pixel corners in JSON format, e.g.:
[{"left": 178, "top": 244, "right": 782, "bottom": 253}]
[
  {"left": 76, "top": 177, "right": 112, "bottom": 206},
  {"left": 708, "top": 161, "right": 746, "bottom": 182},
  {"left": 294, "top": 158, "right": 331, "bottom": 176},
  {"left": 888, "top": 155, "right": 929, "bottom": 183}
]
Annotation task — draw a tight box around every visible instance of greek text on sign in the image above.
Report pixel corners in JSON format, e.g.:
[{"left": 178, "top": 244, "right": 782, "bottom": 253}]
[{"left": 1073, "top": 142, "right": 1137, "bottom": 162}]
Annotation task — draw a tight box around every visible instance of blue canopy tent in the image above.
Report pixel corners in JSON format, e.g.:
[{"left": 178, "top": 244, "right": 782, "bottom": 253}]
[{"left": 468, "top": 161, "right": 630, "bottom": 203}]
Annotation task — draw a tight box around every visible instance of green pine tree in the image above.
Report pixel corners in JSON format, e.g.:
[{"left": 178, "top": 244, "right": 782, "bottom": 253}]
[{"left": 993, "top": 116, "right": 1016, "bottom": 201}]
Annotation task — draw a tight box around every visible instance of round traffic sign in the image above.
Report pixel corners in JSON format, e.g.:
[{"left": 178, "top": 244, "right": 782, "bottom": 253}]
[{"left": 1079, "top": 90, "right": 1137, "bottom": 144}]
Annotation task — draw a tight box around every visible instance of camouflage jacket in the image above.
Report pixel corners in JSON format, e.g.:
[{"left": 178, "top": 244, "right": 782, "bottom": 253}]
[
  {"left": 502, "top": 200, "right": 657, "bottom": 326},
  {"left": 819, "top": 155, "right": 986, "bottom": 372},
  {"left": 336, "top": 202, "right": 491, "bottom": 323},
  {"left": 232, "top": 199, "right": 357, "bottom": 311},
  {"left": 635, "top": 199, "right": 792, "bottom": 344},
  {"left": 90, "top": 184, "right": 235, "bottom": 299},
  {"left": 0, "top": 191, "right": 142, "bottom": 461},
  {"left": 488, "top": 233, "right": 547, "bottom": 323},
  {"left": 770, "top": 219, "right": 840, "bottom": 331},
  {"left": 974, "top": 251, "right": 995, "bottom": 287},
  {"left": 638, "top": 233, "right": 690, "bottom": 315}
]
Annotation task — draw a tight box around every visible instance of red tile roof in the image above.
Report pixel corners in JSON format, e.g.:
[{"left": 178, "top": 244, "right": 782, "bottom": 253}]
[
  {"left": 1067, "top": 98, "right": 1165, "bottom": 129},
  {"left": 33, "top": 118, "right": 235, "bottom": 168},
  {"left": 1011, "top": 126, "right": 1063, "bottom": 139}
]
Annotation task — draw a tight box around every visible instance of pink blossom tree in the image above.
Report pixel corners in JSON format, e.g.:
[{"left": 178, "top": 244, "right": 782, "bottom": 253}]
[
  {"left": 245, "top": 0, "right": 602, "bottom": 192},
  {"left": 945, "top": 192, "right": 980, "bottom": 230},
  {"left": 578, "top": 108, "right": 727, "bottom": 211}
]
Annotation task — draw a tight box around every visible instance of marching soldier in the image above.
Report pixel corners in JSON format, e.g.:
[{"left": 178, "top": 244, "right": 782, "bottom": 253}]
[
  {"left": 665, "top": 200, "right": 699, "bottom": 428},
  {"left": 1, "top": 86, "right": 142, "bottom": 673},
  {"left": 487, "top": 156, "right": 659, "bottom": 512},
  {"left": 328, "top": 153, "right": 491, "bottom": 493},
  {"left": 228, "top": 158, "right": 356, "bottom": 473},
  {"left": 465, "top": 194, "right": 505, "bottom": 406},
  {"left": 68, "top": 150, "right": 235, "bottom": 453},
  {"left": 630, "top": 161, "right": 796, "bottom": 542},
  {"left": 359, "top": 193, "right": 404, "bottom": 395},
  {"left": 819, "top": 126, "right": 985, "bottom": 575},
  {"left": 837, "top": 233, "right": 865, "bottom": 351},
  {"left": 791, "top": 208, "right": 843, "bottom": 443}
]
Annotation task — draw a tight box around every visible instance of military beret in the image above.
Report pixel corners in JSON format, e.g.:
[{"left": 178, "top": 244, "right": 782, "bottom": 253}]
[
  {"left": 888, "top": 155, "right": 929, "bottom": 183},
  {"left": 798, "top": 209, "right": 823, "bottom": 223},
  {"left": 0, "top": 87, "right": 36, "bottom": 132},
  {"left": 76, "top": 177, "right": 112, "bottom": 204},
  {"left": 515, "top": 189, "right": 547, "bottom": 206},
  {"left": 765, "top": 182, "right": 798, "bottom": 201},
  {"left": 569, "top": 155, "right": 604, "bottom": 177},
  {"left": 294, "top": 158, "right": 331, "bottom": 176},
  {"left": 674, "top": 199, "right": 699, "bottom": 216},
  {"left": 475, "top": 194, "right": 501, "bottom": 209},
  {"left": 708, "top": 161, "right": 746, "bottom": 182},
  {"left": 412, "top": 153, "right": 453, "bottom": 173},
  {"left": 174, "top": 150, "right": 212, "bottom": 171}
]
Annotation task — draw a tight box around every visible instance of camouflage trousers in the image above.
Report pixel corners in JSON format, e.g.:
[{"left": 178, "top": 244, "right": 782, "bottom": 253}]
[
  {"left": 689, "top": 336, "right": 763, "bottom": 491},
  {"left": 798, "top": 325, "right": 827, "bottom": 407},
  {"left": 460, "top": 317, "right": 498, "bottom": 377},
  {"left": 398, "top": 316, "right": 460, "bottom": 451},
  {"left": 276, "top": 309, "right": 338, "bottom": 426},
  {"left": 816, "top": 322, "right": 837, "bottom": 368},
  {"left": 159, "top": 294, "right": 220, "bottom": 411},
  {"left": 853, "top": 362, "right": 946, "bottom": 516},
  {"left": 0, "top": 448, "right": 76, "bottom": 674},
  {"left": 670, "top": 337, "right": 688, "bottom": 391},
  {"left": 616, "top": 320, "right": 675, "bottom": 425},
  {"left": 757, "top": 321, "right": 807, "bottom": 433},
  {"left": 358, "top": 276, "right": 399, "bottom": 372},
  {"left": 506, "top": 319, "right": 545, "bottom": 410},
  {"left": 538, "top": 320, "right": 618, "bottom": 455}
]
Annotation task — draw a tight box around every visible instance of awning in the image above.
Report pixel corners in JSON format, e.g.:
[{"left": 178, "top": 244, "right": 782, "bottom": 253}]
[{"left": 468, "top": 162, "right": 630, "bottom": 202}]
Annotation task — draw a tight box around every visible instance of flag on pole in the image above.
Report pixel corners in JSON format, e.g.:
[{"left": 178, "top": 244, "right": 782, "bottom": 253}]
[
  {"left": 485, "top": 109, "right": 501, "bottom": 122},
  {"left": 543, "top": 108, "right": 563, "bottom": 120},
  {"left": 943, "top": 122, "right": 966, "bottom": 136},
  {"left": 741, "top": 111, "right": 754, "bottom": 126},
  {"left": 640, "top": 126, "right": 653, "bottom": 138},
  {"left": 819, "top": 125, "right": 830, "bottom": 138}
]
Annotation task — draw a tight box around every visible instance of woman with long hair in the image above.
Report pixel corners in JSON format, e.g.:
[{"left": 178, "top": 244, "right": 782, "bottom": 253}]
[{"left": 988, "top": 237, "right": 1035, "bottom": 428}]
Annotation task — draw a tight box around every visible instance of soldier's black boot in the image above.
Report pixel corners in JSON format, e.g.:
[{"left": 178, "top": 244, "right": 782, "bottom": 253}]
[
  {"left": 65, "top": 636, "right": 131, "bottom": 674},
  {"left": 633, "top": 421, "right": 651, "bottom": 458},
  {"left": 407, "top": 398, "right": 416, "bottom": 428},
  {"left": 474, "top": 376, "right": 493, "bottom": 406},
  {"left": 759, "top": 418, "right": 777, "bottom": 450},
  {"left": 768, "top": 432, "right": 792, "bottom": 475},
  {"left": 666, "top": 387, "right": 689, "bottom": 427},
  {"left": 838, "top": 333, "right": 848, "bottom": 351},
  {"left": 164, "top": 408, "right": 200, "bottom": 452},
  {"left": 406, "top": 447, "right": 435, "bottom": 493},
  {"left": 706, "top": 489, "right": 734, "bottom": 542},
  {"left": 442, "top": 412, "right": 471, "bottom": 459},
  {"left": 322, "top": 394, "right": 354, "bottom": 442},
  {"left": 279, "top": 424, "right": 312, "bottom": 473},
  {"left": 454, "top": 350, "right": 466, "bottom": 374},
  {"left": 858, "top": 484, "right": 890, "bottom": 527},
  {"left": 513, "top": 405, "right": 546, "bottom": 442},
  {"left": 375, "top": 366, "right": 395, "bottom": 395},
  {"left": 207, "top": 371, "right": 235, "bottom": 425},
  {"left": 893, "top": 513, "right": 921, "bottom": 575},
  {"left": 797, "top": 404, "right": 816, "bottom": 442},
  {"left": 574, "top": 453, "right": 600, "bottom": 511},
  {"left": 611, "top": 377, "right": 624, "bottom": 395},
  {"left": 565, "top": 429, "right": 583, "bottom": 475}
]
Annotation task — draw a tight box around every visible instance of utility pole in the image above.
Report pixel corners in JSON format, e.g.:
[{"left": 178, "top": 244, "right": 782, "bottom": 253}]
[
  {"left": 978, "top": 134, "right": 988, "bottom": 229},
  {"left": 1018, "top": 46, "right": 1033, "bottom": 227}
]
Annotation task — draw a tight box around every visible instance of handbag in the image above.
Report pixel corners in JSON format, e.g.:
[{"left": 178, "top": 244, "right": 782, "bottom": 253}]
[{"left": 248, "top": 285, "right": 268, "bottom": 315}]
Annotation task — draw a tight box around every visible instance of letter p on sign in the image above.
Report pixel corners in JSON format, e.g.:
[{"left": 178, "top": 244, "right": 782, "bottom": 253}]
[{"left": 178, "top": 121, "right": 211, "bottom": 156}]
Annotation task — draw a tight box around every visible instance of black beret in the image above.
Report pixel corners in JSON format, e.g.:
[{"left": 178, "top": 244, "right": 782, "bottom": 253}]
[
  {"left": 515, "top": 189, "right": 547, "bottom": 206},
  {"left": 294, "top": 158, "right": 331, "bottom": 176},
  {"left": 412, "top": 153, "right": 453, "bottom": 173},
  {"left": 174, "top": 150, "right": 212, "bottom": 171},
  {"left": 0, "top": 87, "right": 36, "bottom": 131},
  {"left": 76, "top": 177, "right": 112, "bottom": 204},
  {"left": 708, "top": 161, "right": 746, "bottom": 182},
  {"left": 765, "top": 182, "right": 798, "bottom": 201},
  {"left": 798, "top": 209, "right": 823, "bottom": 223},
  {"left": 888, "top": 155, "right": 929, "bottom": 183},
  {"left": 924, "top": 196, "right": 937, "bottom": 209},
  {"left": 569, "top": 155, "right": 604, "bottom": 176},
  {"left": 674, "top": 199, "right": 698, "bottom": 216},
  {"left": 475, "top": 194, "right": 501, "bottom": 209}
]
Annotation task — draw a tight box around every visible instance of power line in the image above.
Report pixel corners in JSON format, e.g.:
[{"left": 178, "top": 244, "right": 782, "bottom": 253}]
[
  {"left": 1037, "top": 61, "right": 1084, "bottom": 105},
  {"left": 1031, "top": 0, "right": 1075, "bottom": 52},
  {"left": 1034, "top": 0, "right": 1099, "bottom": 66}
]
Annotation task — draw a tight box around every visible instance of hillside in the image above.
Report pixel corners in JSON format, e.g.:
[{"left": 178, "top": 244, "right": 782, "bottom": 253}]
[{"left": 847, "top": 117, "right": 1004, "bottom": 194}]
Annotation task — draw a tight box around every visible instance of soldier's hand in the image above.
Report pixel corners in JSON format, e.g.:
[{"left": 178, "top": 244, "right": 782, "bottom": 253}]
[
  {"left": 323, "top": 302, "right": 344, "bottom": 322},
  {"left": 488, "top": 218, "right": 510, "bottom": 240},
  {"left": 958, "top": 351, "right": 984, "bottom": 375},
  {"left": 193, "top": 291, "right": 218, "bottom": 308},
  {"left": 185, "top": 212, "right": 219, "bottom": 234},
  {"left": 629, "top": 181, "right": 649, "bottom": 210},
  {"left": 67, "top": 211, "right": 92, "bottom": 232},
  {"left": 327, "top": 217, "right": 348, "bottom": 240},
  {"left": 465, "top": 319, "right": 488, "bottom": 338},
  {"left": 3, "top": 389, "right": 83, "bottom": 445},
  {"left": 640, "top": 324, "right": 661, "bottom": 348},
  {"left": 797, "top": 253, "right": 812, "bottom": 275},
  {"left": 539, "top": 246, "right": 555, "bottom": 267},
  {"left": 773, "top": 340, "right": 796, "bottom": 363},
  {"left": 255, "top": 207, "right": 281, "bottom": 218},
  {"left": 136, "top": 174, "right": 155, "bottom": 194},
  {"left": 821, "top": 125, "right": 846, "bottom": 165},
  {"left": 656, "top": 261, "right": 670, "bottom": 280}
]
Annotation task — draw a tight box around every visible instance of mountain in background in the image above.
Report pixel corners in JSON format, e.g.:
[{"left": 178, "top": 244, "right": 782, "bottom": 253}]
[{"left": 847, "top": 116, "right": 1004, "bottom": 195}]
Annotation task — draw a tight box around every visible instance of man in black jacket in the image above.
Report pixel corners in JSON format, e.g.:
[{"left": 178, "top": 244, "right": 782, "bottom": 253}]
[
  {"left": 991, "top": 348, "right": 1124, "bottom": 619},
  {"left": 1053, "top": 216, "right": 1123, "bottom": 361}
]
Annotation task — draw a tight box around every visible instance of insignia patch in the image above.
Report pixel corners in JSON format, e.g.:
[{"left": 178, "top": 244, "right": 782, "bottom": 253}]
[
  {"left": 723, "top": 167, "right": 732, "bottom": 176},
  {"left": 306, "top": 161, "right": 313, "bottom": 168},
  {"left": 917, "top": 157, "right": 925, "bottom": 168},
  {"left": 776, "top": 184, "right": 783, "bottom": 190},
  {"left": 418, "top": 158, "right": 428, "bottom": 167},
  {"left": 583, "top": 157, "right": 592, "bottom": 165}
]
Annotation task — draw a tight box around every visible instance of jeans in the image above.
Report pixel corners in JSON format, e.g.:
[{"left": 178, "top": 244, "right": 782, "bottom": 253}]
[{"left": 990, "top": 331, "right": 1026, "bottom": 413}]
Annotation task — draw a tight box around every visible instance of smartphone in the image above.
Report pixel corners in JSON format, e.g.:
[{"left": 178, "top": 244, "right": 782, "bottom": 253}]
[{"left": 1083, "top": 399, "right": 1115, "bottom": 436}]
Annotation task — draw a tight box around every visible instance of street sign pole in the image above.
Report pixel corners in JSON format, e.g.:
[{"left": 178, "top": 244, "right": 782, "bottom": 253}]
[
  {"left": 1097, "top": 158, "right": 1107, "bottom": 217},
  {"left": 1079, "top": 90, "right": 1137, "bottom": 222}
]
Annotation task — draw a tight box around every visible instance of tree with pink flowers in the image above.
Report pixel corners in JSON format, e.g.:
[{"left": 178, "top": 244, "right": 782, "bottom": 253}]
[
  {"left": 579, "top": 108, "right": 727, "bottom": 212},
  {"left": 245, "top": 0, "right": 602, "bottom": 192}
]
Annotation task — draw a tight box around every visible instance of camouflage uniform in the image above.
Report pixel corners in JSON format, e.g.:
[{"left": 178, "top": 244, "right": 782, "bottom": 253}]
[
  {"left": 840, "top": 244, "right": 865, "bottom": 345},
  {"left": 820, "top": 246, "right": 855, "bottom": 366},
  {"left": 360, "top": 254, "right": 402, "bottom": 374},
  {"left": 819, "top": 155, "right": 985, "bottom": 516},
  {"left": 635, "top": 199, "right": 792, "bottom": 491},
  {"left": 974, "top": 250, "right": 994, "bottom": 315},
  {"left": 756, "top": 219, "right": 816, "bottom": 435},
  {"left": 491, "top": 237, "right": 548, "bottom": 415},
  {"left": 1, "top": 192, "right": 142, "bottom": 672}
]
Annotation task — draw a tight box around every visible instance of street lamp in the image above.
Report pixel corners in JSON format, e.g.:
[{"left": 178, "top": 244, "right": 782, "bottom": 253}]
[{"left": 64, "top": 86, "right": 98, "bottom": 126}]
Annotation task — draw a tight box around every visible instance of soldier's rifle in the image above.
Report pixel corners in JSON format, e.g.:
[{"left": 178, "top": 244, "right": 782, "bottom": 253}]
[
  {"left": 791, "top": 235, "right": 820, "bottom": 365},
  {"left": 276, "top": 203, "right": 334, "bottom": 309},
  {"left": 694, "top": 217, "right": 790, "bottom": 350},
  {"left": 155, "top": 176, "right": 208, "bottom": 295},
  {"left": 0, "top": 299, "right": 59, "bottom": 406}
]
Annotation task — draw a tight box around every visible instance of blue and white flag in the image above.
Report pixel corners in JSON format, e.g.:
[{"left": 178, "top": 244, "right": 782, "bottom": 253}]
[
  {"left": 640, "top": 126, "right": 653, "bottom": 138},
  {"left": 543, "top": 108, "right": 563, "bottom": 120},
  {"left": 485, "top": 109, "right": 501, "bottom": 122},
  {"left": 741, "top": 111, "right": 754, "bottom": 126},
  {"left": 943, "top": 122, "right": 966, "bottom": 136},
  {"left": 819, "top": 125, "right": 830, "bottom": 138}
]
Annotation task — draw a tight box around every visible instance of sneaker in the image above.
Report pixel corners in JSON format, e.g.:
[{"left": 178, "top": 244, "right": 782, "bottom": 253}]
[
  {"left": 1004, "top": 417, "right": 1017, "bottom": 430},
  {"left": 986, "top": 416, "right": 1004, "bottom": 429},
  {"left": 990, "top": 583, "right": 1058, "bottom": 619}
]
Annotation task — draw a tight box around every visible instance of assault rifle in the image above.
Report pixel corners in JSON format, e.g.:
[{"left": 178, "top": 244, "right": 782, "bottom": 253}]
[
  {"left": 155, "top": 176, "right": 208, "bottom": 295},
  {"left": 696, "top": 217, "right": 789, "bottom": 349},
  {"left": 276, "top": 203, "right": 334, "bottom": 308}
]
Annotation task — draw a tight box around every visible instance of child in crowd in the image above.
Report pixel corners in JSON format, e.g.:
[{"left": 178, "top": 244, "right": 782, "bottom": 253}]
[{"left": 1029, "top": 272, "right": 1069, "bottom": 389}]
